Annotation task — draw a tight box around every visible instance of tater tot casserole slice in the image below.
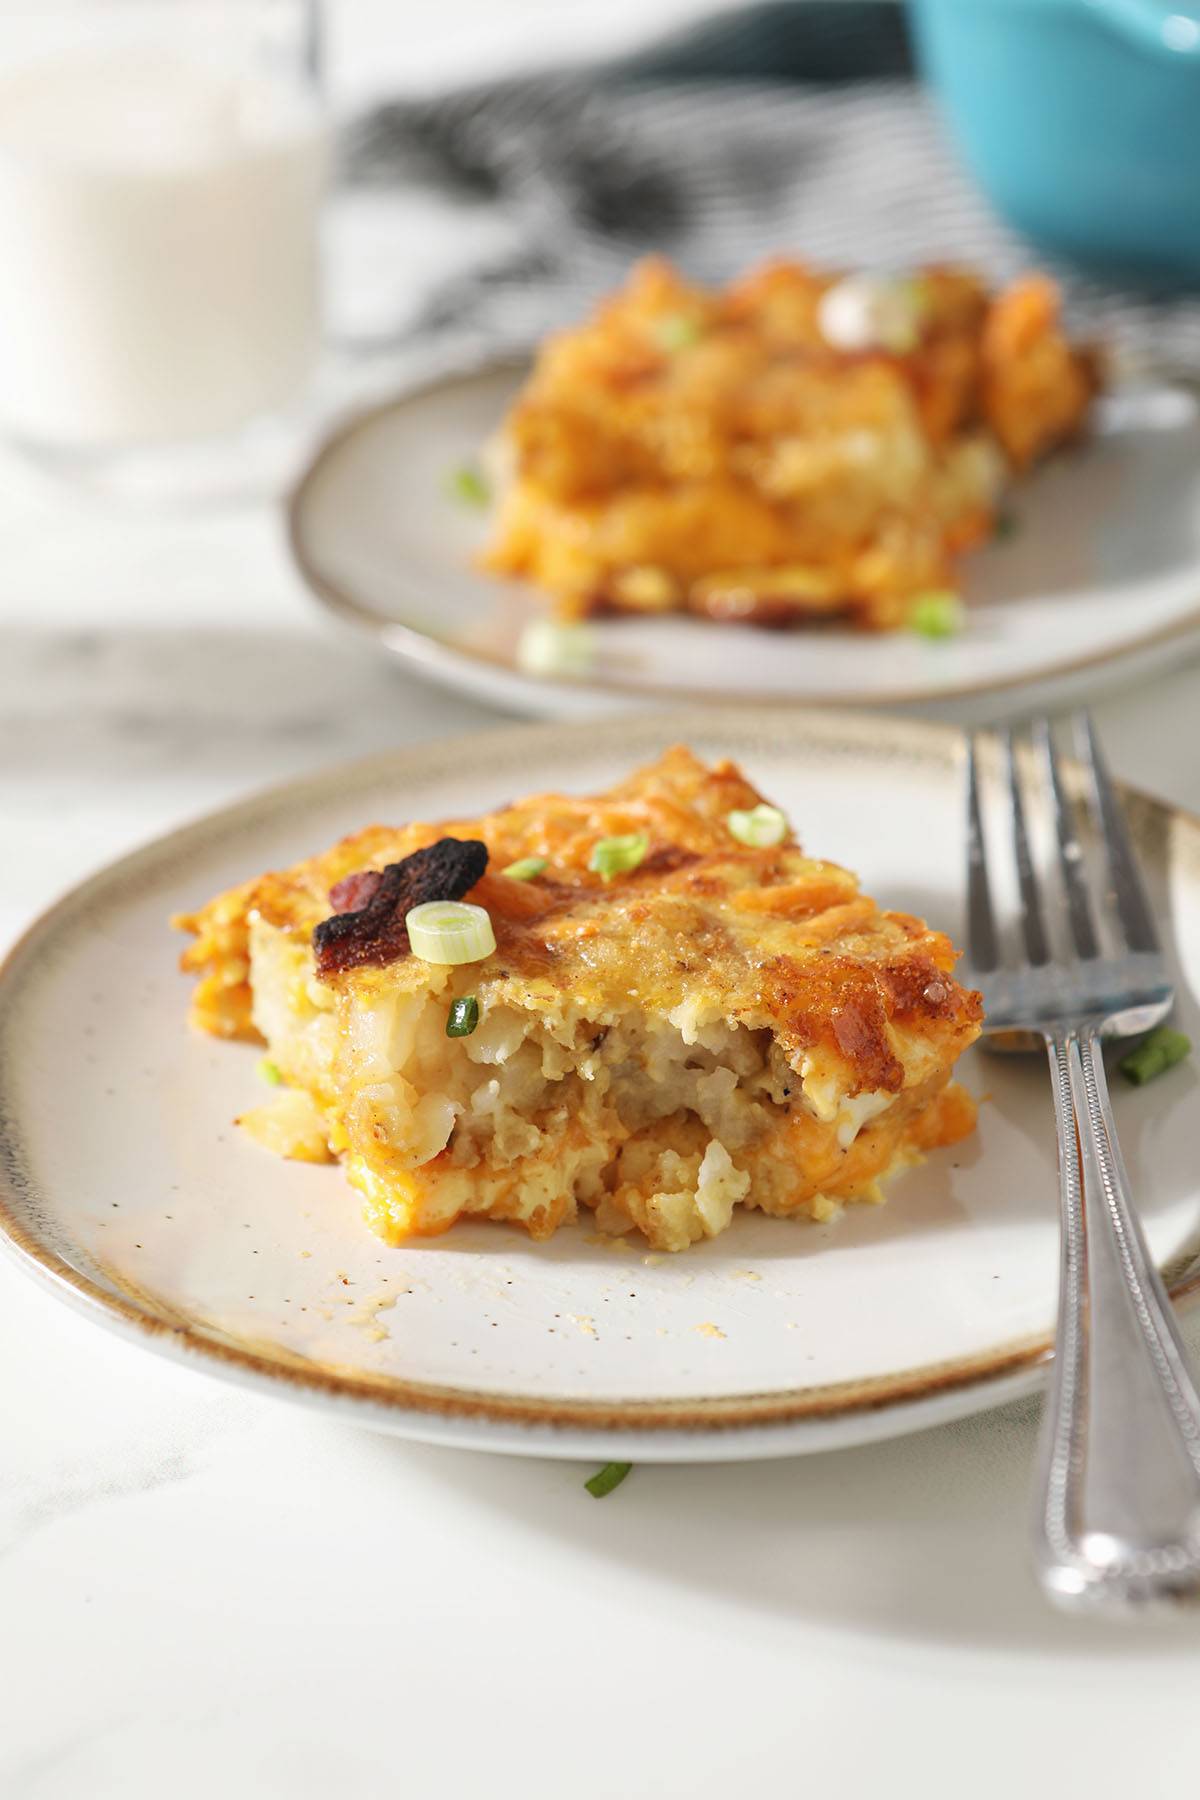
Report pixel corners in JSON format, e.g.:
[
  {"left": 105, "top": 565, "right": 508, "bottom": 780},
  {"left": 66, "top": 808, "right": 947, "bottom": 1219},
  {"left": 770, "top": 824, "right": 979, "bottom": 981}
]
[
  {"left": 176, "top": 747, "right": 982, "bottom": 1253},
  {"left": 482, "top": 256, "right": 1099, "bottom": 631}
]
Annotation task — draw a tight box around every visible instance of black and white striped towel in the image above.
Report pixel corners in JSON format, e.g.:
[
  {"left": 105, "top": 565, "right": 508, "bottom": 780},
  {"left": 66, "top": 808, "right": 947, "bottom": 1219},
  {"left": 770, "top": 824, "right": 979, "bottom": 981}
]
[{"left": 344, "top": 0, "right": 1200, "bottom": 372}]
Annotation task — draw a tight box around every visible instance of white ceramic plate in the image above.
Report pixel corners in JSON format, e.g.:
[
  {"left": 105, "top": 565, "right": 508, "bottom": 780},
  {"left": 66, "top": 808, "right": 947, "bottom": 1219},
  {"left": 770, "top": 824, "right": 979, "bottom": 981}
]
[
  {"left": 289, "top": 365, "right": 1200, "bottom": 722},
  {"left": 2, "top": 710, "right": 1199, "bottom": 1461}
]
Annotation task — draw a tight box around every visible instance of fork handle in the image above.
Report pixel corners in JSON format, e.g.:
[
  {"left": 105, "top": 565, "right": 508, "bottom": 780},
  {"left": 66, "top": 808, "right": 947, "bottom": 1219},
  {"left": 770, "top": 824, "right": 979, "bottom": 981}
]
[{"left": 1035, "top": 1028, "right": 1200, "bottom": 1609}]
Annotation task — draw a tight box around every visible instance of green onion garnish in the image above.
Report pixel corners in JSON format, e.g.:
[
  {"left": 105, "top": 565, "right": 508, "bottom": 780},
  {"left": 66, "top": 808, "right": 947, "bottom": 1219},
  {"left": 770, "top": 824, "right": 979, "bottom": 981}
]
[
  {"left": 1119, "top": 1026, "right": 1191, "bottom": 1086},
  {"left": 405, "top": 901, "right": 496, "bottom": 966},
  {"left": 995, "top": 510, "right": 1019, "bottom": 541},
  {"left": 446, "top": 996, "right": 480, "bottom": 1038},
  {"left": 446, "top": 462, "right": 490, "bottom": 508},
  {"left": 516, "top": 619, "right": 596, "bottom": 680},
  {"left": 727, "top": 803, "right": 788, "bottom": 849},
  {"left": 909, "top": 590, "right": 964, "bottom": 639},
  {"left": 585, "top": 1461, "right": 632, "bottom": 1498},
  {"left": 589, "top": 833, "right": 648, "bottom": 881},
  {"left": 257, "top": 1058, "right": 283, "bottom": 1085},
  {"left": 879, "top": 278, "right": 926, "bottom": 353},
  {"left": 653, "top": 314, "right": 702, "bottom": 352},
  {"left": 502, "top": 856, "right": 548, "bottom": 881}
]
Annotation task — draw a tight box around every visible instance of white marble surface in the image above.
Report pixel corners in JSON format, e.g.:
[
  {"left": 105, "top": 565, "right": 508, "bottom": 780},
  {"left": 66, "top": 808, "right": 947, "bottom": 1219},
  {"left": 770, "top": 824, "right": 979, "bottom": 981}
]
[
  {"left": 6, "top": 421, "right": 1200, "bottom": 1800},
  {"left": 6, "top": 3, "right": 1200, "bottom": 1782}
]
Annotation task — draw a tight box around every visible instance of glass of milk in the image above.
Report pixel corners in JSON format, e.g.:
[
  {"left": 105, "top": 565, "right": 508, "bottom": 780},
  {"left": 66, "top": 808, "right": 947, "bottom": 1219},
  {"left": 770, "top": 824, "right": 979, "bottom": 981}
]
[{"left": 0, "top": 3, "right": 329, "bottom": 498}]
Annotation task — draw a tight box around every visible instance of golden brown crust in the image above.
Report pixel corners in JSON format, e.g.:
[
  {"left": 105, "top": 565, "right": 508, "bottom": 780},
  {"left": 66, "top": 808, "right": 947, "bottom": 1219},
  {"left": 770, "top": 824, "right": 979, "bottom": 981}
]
[{"left": 177, "top": 745, "right": 981, "bottom": 1099}]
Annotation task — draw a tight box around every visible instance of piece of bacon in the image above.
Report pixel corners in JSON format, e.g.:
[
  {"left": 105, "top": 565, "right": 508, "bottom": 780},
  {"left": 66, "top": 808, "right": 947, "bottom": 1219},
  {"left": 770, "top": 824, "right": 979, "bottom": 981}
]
[
  {"left": 328, "top": 869, "right": 384, "bottom": 913},
  {"left": 313, "top": 837, "right": 489, "bottom": 978}
]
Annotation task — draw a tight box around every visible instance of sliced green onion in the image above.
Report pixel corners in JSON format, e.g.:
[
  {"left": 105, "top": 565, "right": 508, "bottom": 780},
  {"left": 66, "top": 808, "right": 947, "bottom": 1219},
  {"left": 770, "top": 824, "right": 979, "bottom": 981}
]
[
  {"left": 446, "top": 462, "right": 490, "bottom": 508},
  {"left": 880, "top": 277, "right": 927, "bottom": 353},
  {"left": 727, "top": 803, "right": 788, "bottom": 849},
  {"left": 589, "top": 833, "right": 648, "bottom": 881},
  {"left": 446, "top": 996, "right": 480, "bottom": 1038},
  {"left": 653, "top": 313, "right": 703, "bottom": 352},
  {"left": 909, "top": 590, "right": 964, "bottom": 639},
  {"left": 585, "top": 1460, "right": 632, "bottom": 1498},
  {"left": 1119, "top": 1026, "right": 1191, "bottom": 1086},
  {"left": 995, "top": 510, "right": 1019, "bottom": 541},
  {"left": 257, "top": 1057, "right": 283, "bottom": 1085},
  {"left": 405, "top": 901, "right": 496, "bottom": 965},
  {"left": 516, "top": 619, "right": 595, "bottom": 680},
  {"left": 502, "top": 856, "right": 548, "bottom": 881}
]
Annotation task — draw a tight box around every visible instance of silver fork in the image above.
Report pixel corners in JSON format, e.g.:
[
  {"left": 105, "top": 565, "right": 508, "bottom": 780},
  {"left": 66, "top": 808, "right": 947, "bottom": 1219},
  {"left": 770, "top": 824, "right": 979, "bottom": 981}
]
[{"left": 965, "top": 713, "right": 1200, "bottom": 1612}]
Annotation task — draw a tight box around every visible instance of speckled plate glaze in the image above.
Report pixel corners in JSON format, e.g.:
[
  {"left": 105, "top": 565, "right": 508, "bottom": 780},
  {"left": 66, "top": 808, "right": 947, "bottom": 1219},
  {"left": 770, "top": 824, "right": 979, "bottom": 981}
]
[
  {"left": 2, "top": 710, "right": 1200, "bottom": 1462},
  {"left": 289, "top": 365, "right": 1200, "bottom": 722}
]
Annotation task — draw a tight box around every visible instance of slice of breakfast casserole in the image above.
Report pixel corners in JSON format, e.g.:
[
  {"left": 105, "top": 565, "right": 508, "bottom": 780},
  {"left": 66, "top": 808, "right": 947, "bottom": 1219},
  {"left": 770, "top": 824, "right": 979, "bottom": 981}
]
[
  {"left": 175, "top": 748, "right": 981, "bottom": 1252},
  {"left": 482, "top": 255, "right": 1099, "bottom": 630}
]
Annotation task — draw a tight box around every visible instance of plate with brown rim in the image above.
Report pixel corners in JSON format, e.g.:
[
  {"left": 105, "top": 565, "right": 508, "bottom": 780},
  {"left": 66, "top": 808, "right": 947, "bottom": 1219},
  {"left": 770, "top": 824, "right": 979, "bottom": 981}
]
[
  {"left": 1, "top": 708, "right": 1198, "bottom": 1461},
  {"left": 288, "top": 362, "right": 1200, "bottom": 723}
]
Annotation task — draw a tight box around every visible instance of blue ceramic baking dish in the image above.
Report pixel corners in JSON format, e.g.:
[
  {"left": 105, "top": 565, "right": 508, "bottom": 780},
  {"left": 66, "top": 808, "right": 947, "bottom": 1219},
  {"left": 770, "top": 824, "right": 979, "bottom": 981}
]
[{"left": 909, "top": 0, "right": 1200, "bottom": 282}]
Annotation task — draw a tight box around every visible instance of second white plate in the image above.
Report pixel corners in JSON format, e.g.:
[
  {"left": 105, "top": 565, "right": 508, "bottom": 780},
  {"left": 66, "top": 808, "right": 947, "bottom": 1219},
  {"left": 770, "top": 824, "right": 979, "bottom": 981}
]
[{"left": 289, "top": 364, "right": 1200, "bottom": 721}]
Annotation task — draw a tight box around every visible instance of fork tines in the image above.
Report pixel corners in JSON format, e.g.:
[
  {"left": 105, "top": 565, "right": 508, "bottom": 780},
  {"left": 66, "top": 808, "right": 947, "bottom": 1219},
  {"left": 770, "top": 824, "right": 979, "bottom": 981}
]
[
  {"left": 963, "top": 712, "right": 1166, "bottom": 1031},
  {"left": 1075, "top": 715, "right": 1161, "bottom": 956}
]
